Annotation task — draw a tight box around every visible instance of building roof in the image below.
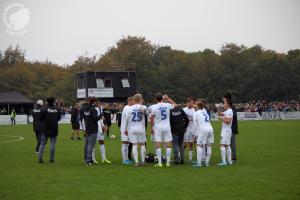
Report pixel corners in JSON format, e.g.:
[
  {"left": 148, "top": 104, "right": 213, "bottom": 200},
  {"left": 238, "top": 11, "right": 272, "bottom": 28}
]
[{"left": 0, "top": 91, "right": 34, "bottom": 104}]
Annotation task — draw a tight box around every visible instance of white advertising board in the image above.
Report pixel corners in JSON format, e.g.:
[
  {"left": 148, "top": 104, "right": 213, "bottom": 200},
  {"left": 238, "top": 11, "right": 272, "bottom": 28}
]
[
  {"left": 88, "top": 88, "right": 113, "bottom": 98},
  {"left": 77, "top": 89, "right": 86, "bottom": 98},
  {"left": 0, "top": 115, "right": 28, "bottom": 125}
]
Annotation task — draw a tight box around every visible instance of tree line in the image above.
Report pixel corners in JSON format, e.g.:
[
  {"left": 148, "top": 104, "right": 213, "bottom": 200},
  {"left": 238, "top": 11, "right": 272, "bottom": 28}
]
[{"left": 0, "top": 36, "right": 299, "bottom": 105}]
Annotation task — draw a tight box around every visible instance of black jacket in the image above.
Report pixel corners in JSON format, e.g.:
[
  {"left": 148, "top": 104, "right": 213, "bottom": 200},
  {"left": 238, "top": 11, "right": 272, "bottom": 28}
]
[
  {"left": 103, "top": 108, "right": 112, "bottom": 122},
  {"left": 80, "top": 103, "right": 89, "bottom": 122},
  {"left": 170, "top": 107, "right": 189, "bottom": 135},
  {"left": 231, "top": 107, "right": 239, "bottom": 134},
  {"left": 84, "top": 104, "right": 102, "bottom": 134},
  {"left": 32, "top": 105, "right": 43, "bottom": 132},
  {"left": 40, "top": 106, "right": 62, "bottom": 137},
  {"left": 71, "top": 107, "right": 80, "bottom": 123},
  {"left": 116, "top": 111, "right": 122, "bottom": 127}
]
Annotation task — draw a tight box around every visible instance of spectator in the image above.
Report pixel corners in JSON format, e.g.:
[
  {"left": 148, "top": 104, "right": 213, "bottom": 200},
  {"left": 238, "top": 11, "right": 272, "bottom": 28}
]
[
  {"left": 170, "top": 105, "right": 189, "bottom": 164},
  {"left": 70, "top": 103, "right": 81, "bottom": 140},
  {"left": 32, "top": 100, "right": 44, "bottom": 153},
  {"left": 38, "top": 97, "right": 62, "bottom": 163},
  {"left": 84, "top": 97, "right": 102, "bottom": 165},
  {"left": 10, "top": 108, "right": 16, "bottom": 125}
]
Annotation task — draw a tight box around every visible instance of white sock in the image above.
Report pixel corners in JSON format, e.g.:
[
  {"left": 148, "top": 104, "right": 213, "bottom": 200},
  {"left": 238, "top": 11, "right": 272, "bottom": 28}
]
[
  {"left": 156, "top": 148, "right": 162, "bottom": 164},
  {"left": 189, "top": 150, "right": 193, "bottom": 161},
  {"left": 100, "top": 144, "right": 106, "bottom": 161},
  {"left": 221, "top": 146, "right": 226, "bottom": 163},
  {"left": 166, "top": 148, "right": 171, "bottom": 164},
  {"left": 92, "top": 147, "right": 96, "bottom": 161},
  {"left": 122, "top": 144, "right": 128, "bottom": 161},
  {"left": 132, "top": 145, "right": 138, "bottom": 163},
  {"left": 226, "top": 146, "right": 232, "bottom": 163},
  {"left": 196, "top": 146, "right": 203, "bottom": 165},
  {"left": 202, "top": 146, "right": 206, "bottom": 161},
  {"left": 141, "top": 145, "right": 146, "bottom": 163},
  {"left": 121, "top": 144, "right": 128, "bottom": 162},
  {"left": 205, "top": 146, "right": 212, "bottom": 165}
]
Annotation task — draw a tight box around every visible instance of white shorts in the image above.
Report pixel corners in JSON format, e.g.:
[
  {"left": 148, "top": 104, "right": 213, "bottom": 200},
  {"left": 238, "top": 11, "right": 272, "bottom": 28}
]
[
  {"left": 220, "top": 129, "right": 232, "bottom": 145},
  {"left": 80, "top": 120, "right": 86, "bottom": 131},
  {"left": 121, "top": 132, "right": 129, "bottom": 142},
  {"left": 197, "top": 130, "right": 214, "bottom": 145},
  {"left": 184, "top": 131, "right": 194, "bottom": 143},
  {"left": 129, "top": 132, "right": 146, "bottom": 144},
  {"left": 97, "top": 130, "right": 104, "bottom": 141},
  {"left": 154, "top": 128, "right": 172, "bottom": 143}
]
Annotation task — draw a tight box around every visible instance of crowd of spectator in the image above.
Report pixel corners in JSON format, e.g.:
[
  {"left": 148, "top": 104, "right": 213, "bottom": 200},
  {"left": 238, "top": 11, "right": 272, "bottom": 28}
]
[
  {"left": 1, "top": 100, "right": 299, "bottom": 116},
  {"left": 209, "top": 100, "right": 300, "bottom": 113}
]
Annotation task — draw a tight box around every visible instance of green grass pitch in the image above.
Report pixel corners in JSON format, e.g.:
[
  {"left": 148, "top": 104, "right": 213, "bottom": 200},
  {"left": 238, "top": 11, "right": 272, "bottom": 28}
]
[{"left": 0, "top": 120, "right": 300, "bottom": 200}]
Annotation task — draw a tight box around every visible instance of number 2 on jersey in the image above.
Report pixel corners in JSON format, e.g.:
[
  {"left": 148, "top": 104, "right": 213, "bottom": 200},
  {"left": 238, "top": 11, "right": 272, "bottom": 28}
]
[{"left": 203, "top": 113, "right": 209, "bottom": 122}]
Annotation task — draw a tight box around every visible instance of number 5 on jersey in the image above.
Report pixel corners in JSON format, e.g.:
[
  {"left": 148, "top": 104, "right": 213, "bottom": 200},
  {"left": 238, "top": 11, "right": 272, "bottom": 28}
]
[{"left": 161, "top": 109, "right": 167, "bottom": 120}]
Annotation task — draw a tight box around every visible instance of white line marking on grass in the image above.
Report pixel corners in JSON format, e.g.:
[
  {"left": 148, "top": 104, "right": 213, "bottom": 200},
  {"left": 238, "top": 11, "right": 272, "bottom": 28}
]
[{"left": 0, "top": 135, "right": 24, "bottom": 143}]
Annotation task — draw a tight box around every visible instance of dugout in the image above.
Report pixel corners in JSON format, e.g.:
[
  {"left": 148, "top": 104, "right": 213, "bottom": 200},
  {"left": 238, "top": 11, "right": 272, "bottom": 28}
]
[
  {"left": 76, "top": 70, "right": 138, "bottom": 103},
  {"left": 0, "top": 91, "right": 34, "bottom": 115}
]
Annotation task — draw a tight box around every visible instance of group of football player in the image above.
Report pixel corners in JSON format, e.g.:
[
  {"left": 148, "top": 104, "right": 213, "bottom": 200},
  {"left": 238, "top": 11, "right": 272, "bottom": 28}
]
[{"left": 118, "top": 93, "right": 234, "bottom": 167}]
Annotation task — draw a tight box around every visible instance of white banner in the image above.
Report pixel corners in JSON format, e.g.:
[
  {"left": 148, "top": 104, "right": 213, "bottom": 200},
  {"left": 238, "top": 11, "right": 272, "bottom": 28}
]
[
  {"left": 281, "top": 112, "right": 300, "bottom": 120},
  {"left": 261, "top": 111, "right": 281, "bottom": 120},
  {"left": 88, "top": 88, "right": 113, "bottom": 98},
  {"left": 58, "top": 114, "right": 71, "bottom": 124},
  {"left": 211, "top": 111, "right": 300, "bottom": 121},
  {"left": 238, "top": 112, "right": 262, "bottom": 120},
  {"left": 0, "top": 115, "right": 28, "bottom": 125},
  {"left": 77, "top": 89, "right": 86, "bottom": 98}
]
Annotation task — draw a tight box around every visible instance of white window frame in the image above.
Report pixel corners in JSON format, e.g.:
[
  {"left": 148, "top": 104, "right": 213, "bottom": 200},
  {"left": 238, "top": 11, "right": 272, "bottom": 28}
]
[
  {"left": 121, "top": 78, "right": 130, "bottom": 88},
  {"left": 96, "top": 78, "right": 104, "bottom": 88}
]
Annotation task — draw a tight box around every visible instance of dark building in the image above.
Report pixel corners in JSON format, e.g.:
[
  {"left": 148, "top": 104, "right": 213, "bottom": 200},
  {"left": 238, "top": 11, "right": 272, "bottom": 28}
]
[
  {"left": 76, "top": 70, "right": 138, "bottom": 102},
  {"left": 0, "top": 91, "right": 34, "bottom": 115}
]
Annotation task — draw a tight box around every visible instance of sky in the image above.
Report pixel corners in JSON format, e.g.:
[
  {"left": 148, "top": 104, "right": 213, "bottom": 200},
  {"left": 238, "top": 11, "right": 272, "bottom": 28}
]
[{"left": 0, "top": 0, "right": 299, "bottom": 65}]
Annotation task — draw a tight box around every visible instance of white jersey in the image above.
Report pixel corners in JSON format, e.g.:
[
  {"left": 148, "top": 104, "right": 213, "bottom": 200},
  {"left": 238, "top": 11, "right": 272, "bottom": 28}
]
[
  {"left": 120, "top": 105, "right": 131, "bottom": 134},
  {"left": 194, "top": 109, "right": 213, "bottom": 132},
  {"left": 95, "top": 107, "right": 104, "bottom": 133},
  {"left": 125, "top": 104, "right": 147, "bottom": 134},
  {"left": 147, "top": 104, "right": 155, "bottom": 120},
  {"left": 222, "top": 108, "right": 233, "bottom": 130},
  {"left": 151, "top": 102, "right": 174, "bottom": 131},
  {"left": 183, "top": 107, "right": 195, "bottom": 132}
]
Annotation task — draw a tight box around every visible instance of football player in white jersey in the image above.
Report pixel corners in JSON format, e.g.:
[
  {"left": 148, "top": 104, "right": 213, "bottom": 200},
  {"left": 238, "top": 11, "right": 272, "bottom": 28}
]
[
  {"left": 195, "top": 98, "right": 209, "bottom": 162},
  {"left": 183, "top": 97, "right": 196, "bottom": 162},
  {"left": 192, "top": 100, "right": 214, "bottom": 167},
  {"left": 123, "top": 94, "right": 147, "bottom": 166},
  {"left": 147, "top": 103, "right": 156, "bottom": 144},
  {"left": 150, "top": 93, "right": 176, "bottom": 167},
  {"left": 120, "top": 97, "right": 134, "bottom": 164},
  {"left": 217, "top": 98, "right": 233, "bottom": 166},
  {"left": 92, "top": 101, "right": 112, "bottom": 164}
]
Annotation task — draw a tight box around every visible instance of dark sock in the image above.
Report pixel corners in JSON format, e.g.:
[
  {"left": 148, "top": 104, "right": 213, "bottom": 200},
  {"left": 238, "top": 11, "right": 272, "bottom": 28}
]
[{"left": 128, "top": 143, "right": 133, "bottom": 160}]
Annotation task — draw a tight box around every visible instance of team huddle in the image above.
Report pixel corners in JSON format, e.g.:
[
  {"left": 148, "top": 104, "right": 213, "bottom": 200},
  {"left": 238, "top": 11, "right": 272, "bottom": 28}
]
[
  {"left": 80, "top": 93, "right": 234, "bottom": 167},
  {"left": 33, "top": 93, "right": 235, "bottom": 168}
]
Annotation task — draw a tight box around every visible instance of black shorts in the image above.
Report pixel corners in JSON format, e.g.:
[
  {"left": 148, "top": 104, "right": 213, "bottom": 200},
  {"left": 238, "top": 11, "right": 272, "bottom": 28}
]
[
  {"left": 104, "top": 120, "right": 112, "bottom": 127},
  {"left": 72, "top": 121, "right": 80, "bottom": 130}
]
